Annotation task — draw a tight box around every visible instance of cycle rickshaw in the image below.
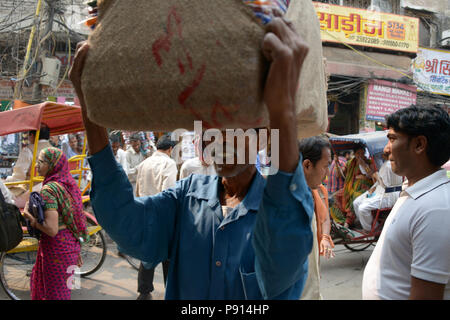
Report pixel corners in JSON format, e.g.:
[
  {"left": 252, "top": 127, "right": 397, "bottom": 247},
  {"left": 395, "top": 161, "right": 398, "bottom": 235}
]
[
  {"left": 0, "top": 101, "right": 107, "bottom": 300},
  {"left": 328, "top": 130, "right": 395, "bottom": 252}
]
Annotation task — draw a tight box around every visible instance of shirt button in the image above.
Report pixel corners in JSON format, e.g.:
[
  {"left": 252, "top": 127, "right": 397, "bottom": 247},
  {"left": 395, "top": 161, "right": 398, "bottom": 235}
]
[
  {"left": 215, "top": 261, "right": 222, "bottom": 267},
  {"left": 220, "top": 226, "right": 225, "bottom": 231},
  {"left": 290, "top": 184, "right": 297, "bottom": 191}
]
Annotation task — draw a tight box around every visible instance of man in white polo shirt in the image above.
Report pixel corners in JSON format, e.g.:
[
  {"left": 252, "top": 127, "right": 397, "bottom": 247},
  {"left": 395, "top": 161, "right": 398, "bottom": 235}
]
[{"left": 363, "top": 105, "right": 450, "bottom": 300}]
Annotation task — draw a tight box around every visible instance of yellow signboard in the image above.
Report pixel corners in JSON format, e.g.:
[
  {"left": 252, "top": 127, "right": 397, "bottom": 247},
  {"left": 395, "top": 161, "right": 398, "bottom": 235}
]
[{"left": 313, "top": 2, "right": 419, "bottom": 53}]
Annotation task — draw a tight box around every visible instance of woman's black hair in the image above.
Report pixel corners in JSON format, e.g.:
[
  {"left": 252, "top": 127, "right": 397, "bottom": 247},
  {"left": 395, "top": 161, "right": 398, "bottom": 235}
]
[{"left": 385, "top": 104, "right": 450, "bottom": 167}]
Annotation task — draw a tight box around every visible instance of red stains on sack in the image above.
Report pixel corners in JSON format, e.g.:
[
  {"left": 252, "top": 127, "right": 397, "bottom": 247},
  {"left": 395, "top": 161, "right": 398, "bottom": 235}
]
[
  {"left": 178, "top": 59, "right": 185, "bottom": 75},
  {"left": 151, "top": 6, "right": 213, "bottom": 126},
  {"left": 178, "top": 64, "right": 206, "bottom": 107},
  {"left": 152, "top": 6, "right": 183, "bottom": 67},
  {"left": 211, "top": 101, "right": 234, "bottom": 127},
  {"left": 151, "top": 6, "right": 256, "bottom": 129}
]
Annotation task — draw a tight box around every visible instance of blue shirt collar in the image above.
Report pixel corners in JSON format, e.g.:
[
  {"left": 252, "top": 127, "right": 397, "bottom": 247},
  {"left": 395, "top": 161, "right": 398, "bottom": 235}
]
[{"left": 187, "top": 169, "right": 266, "bottom": 213}]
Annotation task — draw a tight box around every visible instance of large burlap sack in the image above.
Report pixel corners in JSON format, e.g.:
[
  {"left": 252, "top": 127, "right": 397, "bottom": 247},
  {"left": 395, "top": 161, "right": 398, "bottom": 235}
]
[
  {"left": 81, "top": 0, "right": 328, "bottom": 137},
  {"left": 285, "top": 0, "right": 329, "bottom": 138}
]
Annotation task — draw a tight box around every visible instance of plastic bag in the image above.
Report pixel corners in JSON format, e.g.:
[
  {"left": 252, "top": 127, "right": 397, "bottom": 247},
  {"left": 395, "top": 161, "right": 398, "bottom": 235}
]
[{"left": 243, "top": 0, "right": 290, "bottom": 24}]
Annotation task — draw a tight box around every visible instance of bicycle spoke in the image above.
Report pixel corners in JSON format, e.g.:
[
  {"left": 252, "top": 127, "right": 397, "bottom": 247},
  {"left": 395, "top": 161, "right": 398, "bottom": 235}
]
[{"left": 0, "top": 252, "right": 36, "bottom": 300}]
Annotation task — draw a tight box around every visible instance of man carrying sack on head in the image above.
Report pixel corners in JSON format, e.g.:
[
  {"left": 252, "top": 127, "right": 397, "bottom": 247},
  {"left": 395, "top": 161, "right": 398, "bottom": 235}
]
[{"left": 69, "top": 0, "right": 327, "bottom": 299}]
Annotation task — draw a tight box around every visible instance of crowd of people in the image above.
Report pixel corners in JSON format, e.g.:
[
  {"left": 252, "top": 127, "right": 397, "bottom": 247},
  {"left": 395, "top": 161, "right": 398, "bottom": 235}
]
[{"left": 0, "top": 16, "right": 449, "bottom": 301}]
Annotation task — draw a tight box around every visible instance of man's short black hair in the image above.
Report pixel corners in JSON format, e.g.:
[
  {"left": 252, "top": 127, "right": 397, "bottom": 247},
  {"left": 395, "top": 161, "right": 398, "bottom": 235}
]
[
  {"left": 156, "top": 133, "right": 178, "bottom": 151},
  {"left": 129, "top": 133, "right": 141, "bottom": 142},
  {"left": 109, "top": 132, "right": 121, "bottom": 144},
  {"left": 298, "top": 136, "right": 331, "bottom": 166},
  {"left": 353, "top": 144, "right": 365, "bottom": 152},
  {"left": 385, "top": 104, "right": 450, "bottom": 167},
  {"left": 29, "top": 124, "right": 50, "bottom": 140}
]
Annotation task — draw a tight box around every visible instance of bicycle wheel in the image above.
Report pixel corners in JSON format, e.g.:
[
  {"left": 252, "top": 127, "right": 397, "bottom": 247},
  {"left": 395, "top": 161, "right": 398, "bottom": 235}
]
[
  {"left": 344, "top": 242, "right": 373, "bottom": 252},
  {"left": 77, "top": 220, "right": 107, "bottom": 277},
  {"left": 0, "top": 250, "right": 36, "bottom": 300}
]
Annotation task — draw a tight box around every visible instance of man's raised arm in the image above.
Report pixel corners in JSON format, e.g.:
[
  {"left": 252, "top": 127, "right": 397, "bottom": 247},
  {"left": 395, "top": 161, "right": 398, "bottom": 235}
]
[{"left": 253, "top": 17, "right": 314, "bottom": 299}]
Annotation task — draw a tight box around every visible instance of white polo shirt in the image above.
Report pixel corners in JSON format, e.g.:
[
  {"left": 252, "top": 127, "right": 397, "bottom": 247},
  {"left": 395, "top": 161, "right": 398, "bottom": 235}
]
[{"left": 363, "top": 169, "right": 450, "bottom": 300}]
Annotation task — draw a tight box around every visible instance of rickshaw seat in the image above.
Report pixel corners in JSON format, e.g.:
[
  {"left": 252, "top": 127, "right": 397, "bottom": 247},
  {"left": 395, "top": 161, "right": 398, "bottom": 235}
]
[{"left": 371, "top": 208, "right": 391, "bottom": 223}]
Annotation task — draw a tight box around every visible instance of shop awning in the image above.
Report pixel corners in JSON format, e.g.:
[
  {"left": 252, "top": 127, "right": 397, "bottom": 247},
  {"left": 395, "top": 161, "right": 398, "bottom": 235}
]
[
  {"left": 324, "top": 47, "right": 413, "bottom": 81},
  {"left": 329, "top": 130, "right": 389, "bottom": 156},
  {"left": 0, "top": 101, "right": 84, "bottom": 136}
]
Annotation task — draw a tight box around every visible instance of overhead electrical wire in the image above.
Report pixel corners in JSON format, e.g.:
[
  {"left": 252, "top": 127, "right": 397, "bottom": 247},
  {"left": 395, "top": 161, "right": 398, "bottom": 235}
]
[
  {"left": 51, "top": 14, "right": 71, "bottom": 95},
  {"left": 322, "top": 29, "right": 450, "bottom": 106},
  {"left": 0, "top": 0, "right": 88, "bottom": 104},
  {"left": 13, "top": 0, "right": 43, "bottom": 100}
]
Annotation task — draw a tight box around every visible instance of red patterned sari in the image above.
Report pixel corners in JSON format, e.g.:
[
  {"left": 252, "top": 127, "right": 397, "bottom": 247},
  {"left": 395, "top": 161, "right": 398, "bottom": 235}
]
[{"left": 30, "top": 147, "right": 88, "bottom": 300}]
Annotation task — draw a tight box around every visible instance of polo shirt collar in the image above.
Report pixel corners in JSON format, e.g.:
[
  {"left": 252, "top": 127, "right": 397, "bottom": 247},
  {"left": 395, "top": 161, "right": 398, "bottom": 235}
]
[{"left": 404, "top": 169, "right": 449, "bottom": 200}]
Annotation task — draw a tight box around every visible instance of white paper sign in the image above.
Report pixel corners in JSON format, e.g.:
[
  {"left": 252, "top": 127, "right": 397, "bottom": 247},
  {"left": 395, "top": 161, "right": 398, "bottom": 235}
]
[{"left": 412, "top": 47, "right": 450, "bottom": 96}]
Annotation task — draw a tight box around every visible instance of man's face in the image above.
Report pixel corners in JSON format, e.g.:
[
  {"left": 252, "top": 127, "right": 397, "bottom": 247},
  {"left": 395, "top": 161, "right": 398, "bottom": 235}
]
[
  {"left": 28, "top": 132, "right": 35, "bottom": 145},
  {"left": 69, "top": 137, "right": 78, "bottom": 151},
  {"left": 111, "top": 142, "right": 120, "bottom": 156},
  {"left": 50, "top": 136, "right": 59, "bottom": 145},
  {"left": 304, "top": 148, "right": 331, "bottom": 189},
  {"left": 204, "top": 130, "right": 260, "bottom": 178},
  {"left": 384, "top": 128, "right": 413, "bottom": 176},
  {"left": 131, "top": 140, "right": 141, "bottom": 153}
]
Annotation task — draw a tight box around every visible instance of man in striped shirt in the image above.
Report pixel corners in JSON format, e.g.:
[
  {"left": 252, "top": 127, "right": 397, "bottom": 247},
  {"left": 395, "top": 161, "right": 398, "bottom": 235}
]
[{"left": 327, "top": 152, "right": 347, "bottom": 196}]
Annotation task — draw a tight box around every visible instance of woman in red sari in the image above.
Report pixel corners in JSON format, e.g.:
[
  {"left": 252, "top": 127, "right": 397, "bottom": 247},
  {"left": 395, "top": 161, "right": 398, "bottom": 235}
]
[{"left": 22, "top": 147, "right": 89, "bottom": 300}]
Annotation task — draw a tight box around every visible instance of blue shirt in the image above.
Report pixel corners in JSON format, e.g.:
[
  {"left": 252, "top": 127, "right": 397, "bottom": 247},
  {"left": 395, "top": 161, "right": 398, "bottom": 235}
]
[{"left": 88, "top": 145, "right": 313, "bottom": 300}]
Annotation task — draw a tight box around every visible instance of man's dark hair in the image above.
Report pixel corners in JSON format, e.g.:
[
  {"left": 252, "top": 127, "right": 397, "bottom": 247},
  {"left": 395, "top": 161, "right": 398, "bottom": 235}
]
[
  {"left": 156, "top": 133, "right": 178, "bottom": 151},
  {"left": 109, "top": 132, "right": 121, "bottom": 144},
  {"left": 129, "top": 133, "right": 141, "bottom": 142},
  {"left": 385, "top": 104, "right": 450, "bottom": 167},
  {"left": 353, "top": 144, "right": 365, "bottom": 152},
  {"left": 298, "top": 136, "right": 331, "bottom": 166},
  {"left": 29, "top": 124, "right": 50, "bottom": 140}
]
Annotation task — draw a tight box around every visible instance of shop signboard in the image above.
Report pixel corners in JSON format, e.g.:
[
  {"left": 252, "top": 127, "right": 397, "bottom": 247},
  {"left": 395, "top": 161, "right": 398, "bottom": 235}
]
[
  {"left": 0, "top": 79, "right": 76, "bottom": 100},
  {"left": 313, "top": 2, "right": 419, "bottom": 53},
  {"left": 365, "top": 79, "right": 416, "bottom": 121},
  {"left": 412, "top": 47, "right": 450, "bottom": 96}
]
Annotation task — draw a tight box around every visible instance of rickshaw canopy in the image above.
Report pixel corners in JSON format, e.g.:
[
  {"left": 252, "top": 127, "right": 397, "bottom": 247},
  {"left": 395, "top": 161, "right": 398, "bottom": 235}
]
[
  {"left": 0, "top": 101, "right": 84, "bottom": 137},
  {"left": 328, "top": 130, "right": 389, "bottom": 157}
]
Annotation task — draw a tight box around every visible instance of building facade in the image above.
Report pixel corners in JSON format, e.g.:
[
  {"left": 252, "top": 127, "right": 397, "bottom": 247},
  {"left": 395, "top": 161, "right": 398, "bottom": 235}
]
[
  {"left": 317, "top": 0, "right": 450, "bottom": 135},
  {"left": 0, "top": 0, "right": 88, "bottom": 109}
]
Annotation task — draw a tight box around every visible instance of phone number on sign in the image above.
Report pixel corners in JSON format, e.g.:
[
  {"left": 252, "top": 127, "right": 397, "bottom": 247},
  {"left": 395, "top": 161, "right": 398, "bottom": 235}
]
[{"left": 354, "top": 36, "right": 410, "bottom": 49}]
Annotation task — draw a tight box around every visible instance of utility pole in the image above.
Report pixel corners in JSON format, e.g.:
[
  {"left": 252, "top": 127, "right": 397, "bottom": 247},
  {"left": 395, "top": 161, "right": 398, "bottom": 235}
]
[
  {"left": 12, "top": 0, "right": 43, "bottom": 102},
  {"left": 30, "top": 0, "right": 57, "bottom": 103}
]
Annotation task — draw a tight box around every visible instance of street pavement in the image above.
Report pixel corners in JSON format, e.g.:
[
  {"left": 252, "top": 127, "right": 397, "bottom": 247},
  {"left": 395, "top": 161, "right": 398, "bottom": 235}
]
[
  {"left": 0, "top": 233, "right": 374, "bottom": 300},
  {"left": 320, "top": 244, "right": 374, "bottom": 300}
]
